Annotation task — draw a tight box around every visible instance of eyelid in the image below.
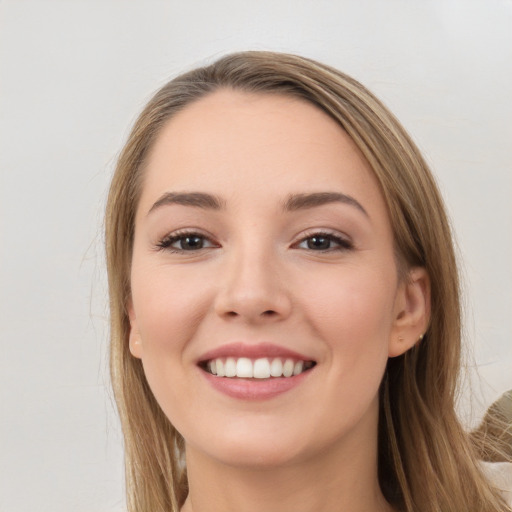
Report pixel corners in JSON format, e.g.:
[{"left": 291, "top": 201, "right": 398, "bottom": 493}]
[
  {"left": 155, "top": 228, "right": 220, "bottom": 252},
  {"left": 292, "top": 229, "right": 354, "bottom": 251},
  {"left": 154, "top": 228, "right": 353, "bottom": 253}
]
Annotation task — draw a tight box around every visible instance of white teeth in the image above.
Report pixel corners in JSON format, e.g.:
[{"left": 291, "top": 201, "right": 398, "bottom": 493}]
[
  {"left": 270, "top": 358, "right": 283, "bottom": 377},
  {"left": 253, "top": 358, "right": 271, "bottom": 379},
  {"left": 207, "top": 357, "right": 313, "bottom": 378},
  {"left": 282, "top": 359, "right": 294, "bottom": 377},
  {"left": 224, "top": 357, "right": 236, "bottom": 377},
  {"left": 216, "top": 359, "right": 225, "bottom": 377},
  {"left": 236, "top": 357, "right": 253, "bottom": 378}
]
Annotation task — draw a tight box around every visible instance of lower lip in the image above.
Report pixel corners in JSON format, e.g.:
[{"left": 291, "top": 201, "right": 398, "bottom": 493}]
[{"left": 201, "top": 368, "right": 312, "bottom": 400}]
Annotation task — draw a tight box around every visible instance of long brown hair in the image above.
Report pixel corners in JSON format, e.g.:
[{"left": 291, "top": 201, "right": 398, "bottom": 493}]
[{"left": 105, "top": 51, "right": 511, "bottom": 512}]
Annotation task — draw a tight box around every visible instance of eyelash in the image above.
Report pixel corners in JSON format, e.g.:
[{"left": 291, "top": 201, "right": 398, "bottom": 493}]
[
  {"left": 155, "top": 230, "right": 353, "bottom": 254},
  {"left": 156, "top": 230, "right": 217, "bottom": 253},
  {"left": 295, "top": 231, "right": 354, "bottom": 252}
]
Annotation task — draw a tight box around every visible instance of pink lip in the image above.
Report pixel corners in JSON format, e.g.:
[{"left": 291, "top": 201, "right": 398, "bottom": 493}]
[
  {"left": 197, "top": 342, "right": 314, "bottom": 363},
  {"left": 197, "top": 342, "right": 316, "bottom": 401},
  {"left": 201, "top": 367, "right": 312, "bottom": 400}
]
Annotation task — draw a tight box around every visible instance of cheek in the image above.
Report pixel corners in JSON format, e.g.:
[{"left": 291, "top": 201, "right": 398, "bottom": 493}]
[
  {"left": 296, "top": 268, "right": 394, "bottom": 439},
  {"left": 299, "top": 264, "right": 395, "bottom": 371},
  {"left": 130, "top": 261, "right": 212, "bottom": 354},
  {"left": 129, "top": 262, "right": 213, "bottom": 428}
]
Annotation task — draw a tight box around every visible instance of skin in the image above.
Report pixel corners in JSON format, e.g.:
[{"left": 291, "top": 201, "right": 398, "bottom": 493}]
[{"left": 128, "top": 90, "right": 430, "bottom": 512}]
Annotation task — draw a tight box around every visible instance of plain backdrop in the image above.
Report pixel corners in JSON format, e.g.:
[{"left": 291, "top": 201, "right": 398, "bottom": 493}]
[{"left": 1, "top": 1, "right": 511, "bottom": 510}]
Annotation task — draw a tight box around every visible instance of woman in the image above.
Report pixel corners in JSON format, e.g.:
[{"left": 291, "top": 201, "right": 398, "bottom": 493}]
[{"left": 105, "top": 51, "right": 511, "bottom": 512}]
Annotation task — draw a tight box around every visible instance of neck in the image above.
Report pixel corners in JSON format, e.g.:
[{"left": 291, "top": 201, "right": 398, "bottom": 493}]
[{"left": 181, "top": 412, "right": 393, "bottom": 512}]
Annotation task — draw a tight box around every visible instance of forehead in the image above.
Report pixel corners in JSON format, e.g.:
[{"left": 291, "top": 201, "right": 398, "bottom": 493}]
[{"left": 138, "top": 89, "right": 387, "bottom": 220}]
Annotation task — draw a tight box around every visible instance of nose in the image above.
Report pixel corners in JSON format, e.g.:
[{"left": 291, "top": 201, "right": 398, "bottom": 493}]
[{"left": 214, "top": 247, "right": 292, "bottom": 324}]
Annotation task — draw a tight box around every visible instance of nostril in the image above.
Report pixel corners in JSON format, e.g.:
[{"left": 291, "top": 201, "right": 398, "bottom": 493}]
[{"left": 262, "top": 310, "right": 277, "bottom": 316}]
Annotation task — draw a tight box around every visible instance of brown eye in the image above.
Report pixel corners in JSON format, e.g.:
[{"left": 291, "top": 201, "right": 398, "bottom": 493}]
[
  {"left": 306, "top": 236, "right": 332, "bottom": 250},
  {"left": 157, "top": 232, "right": 217, "bottom": 252},
  {"left": 176, "top": 235, "right": 205, "bottom": 250},
  {"left": 296, "top": 232, "right": 353, "bottom": 252}
]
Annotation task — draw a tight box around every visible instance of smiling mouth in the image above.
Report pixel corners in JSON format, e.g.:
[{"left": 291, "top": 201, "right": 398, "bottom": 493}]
[{"left": 200, "top": 357, "right": 316, "bottom": 379}]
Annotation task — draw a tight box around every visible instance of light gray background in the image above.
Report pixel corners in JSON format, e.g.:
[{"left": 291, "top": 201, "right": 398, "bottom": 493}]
[{"left": 1, "top": 1, "right": 511, "bottom": 510}]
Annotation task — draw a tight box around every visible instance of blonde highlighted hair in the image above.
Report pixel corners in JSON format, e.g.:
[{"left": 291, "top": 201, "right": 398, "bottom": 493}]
[{"left": 105, "top": 51, "right": 511, "bottom": 511}]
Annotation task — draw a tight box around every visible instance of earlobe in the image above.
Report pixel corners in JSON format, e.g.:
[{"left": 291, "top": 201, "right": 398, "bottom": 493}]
[
  {"left": 388, "top": 267, "right": 430, "bottom": 358},
  {"left": 127, "top": 300, "right": 143, "bottom": 359}
]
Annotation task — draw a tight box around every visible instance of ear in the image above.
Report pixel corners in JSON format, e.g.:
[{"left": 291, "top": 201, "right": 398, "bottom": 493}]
[
  {"left": 127, "top": 299, "right": 143, "bottom": 359},
  {"left": 388, "top": 267, "right": 431, "bottom": 358}
]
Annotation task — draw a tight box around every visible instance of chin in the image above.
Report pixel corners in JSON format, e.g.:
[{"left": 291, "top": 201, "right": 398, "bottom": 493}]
[
  {"left": 208, "top": 441, "right": 305, "bottom": 469},
  {"left": 184, "top": 419, "right": 323, "bottom": 470}
]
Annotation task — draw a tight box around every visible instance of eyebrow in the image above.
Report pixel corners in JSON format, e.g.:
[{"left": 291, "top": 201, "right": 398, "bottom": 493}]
[
  {"left": 148, "top": 192, "right": 225, "bottom": 214},
  {"left": 148, "top": 190, "right": 368, "bottom": 217},
  {"left": 283, "top": 192, "right": 368, "bottom": 217}
]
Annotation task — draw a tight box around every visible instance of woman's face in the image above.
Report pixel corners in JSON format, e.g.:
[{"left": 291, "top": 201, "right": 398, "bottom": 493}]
[{"left": 128, "top": 90, "right": 421, "bottom": 468}]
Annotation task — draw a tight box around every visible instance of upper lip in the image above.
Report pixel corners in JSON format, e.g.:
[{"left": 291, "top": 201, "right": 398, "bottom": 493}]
[{"left": 197, "top": 342, "right": 315, "bottom": 363}]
